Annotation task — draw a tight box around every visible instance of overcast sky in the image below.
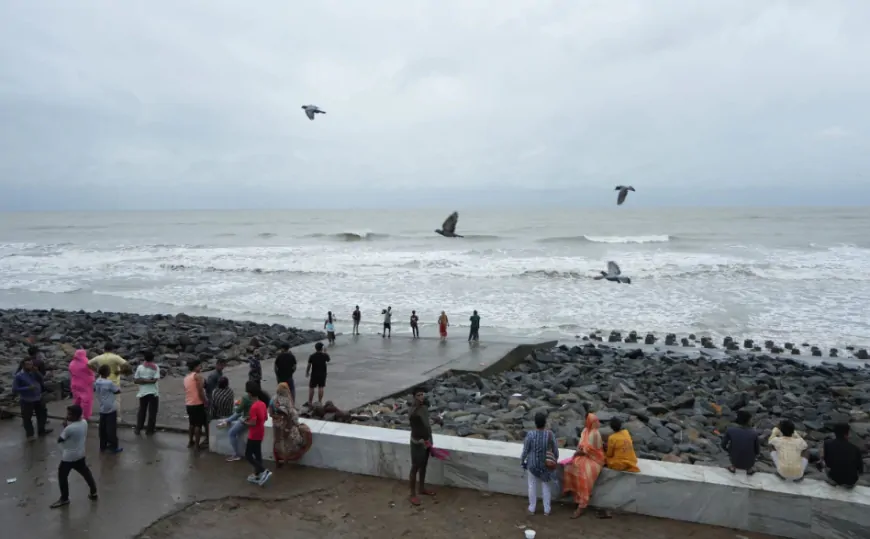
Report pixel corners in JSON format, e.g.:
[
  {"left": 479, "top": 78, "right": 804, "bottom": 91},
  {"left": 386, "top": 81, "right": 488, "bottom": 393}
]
[{"left": 1, "top": 0, "right": 868, "bottom": 210}]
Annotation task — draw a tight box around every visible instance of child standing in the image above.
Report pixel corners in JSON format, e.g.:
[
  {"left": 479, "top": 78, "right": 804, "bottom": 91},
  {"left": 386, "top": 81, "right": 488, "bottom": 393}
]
[
  {"left": 94, "top": 365, "right": 122, "bottom": 453},
  {"left": 50, "top": 404, "right": 98, "bottom": 508},
  {"left": 244, "top": 381, "right": 272, "bottom": 486}
]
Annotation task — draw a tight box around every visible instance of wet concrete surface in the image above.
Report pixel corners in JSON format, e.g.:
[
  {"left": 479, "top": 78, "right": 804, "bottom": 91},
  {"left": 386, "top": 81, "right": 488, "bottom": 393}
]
[
  {"left": 44, "top": 335, "right": 553, "bottom": 431},
  {"left": 0, "top": 419, "right": 776, "bottom": 539}
]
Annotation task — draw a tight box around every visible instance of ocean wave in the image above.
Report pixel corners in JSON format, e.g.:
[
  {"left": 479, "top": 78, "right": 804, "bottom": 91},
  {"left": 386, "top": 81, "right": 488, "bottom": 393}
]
[
  {"left": 305, "top": 232, "right": 391, "bottom": 242},
  {"left": 257, "top": 232, "right": 277, "bottom": 239},
  {"left": 158, "top": 263, "right": 341, "bottom": 277},
  {"left": 537, "top": 234, "right": 673, "bottom": 244}
]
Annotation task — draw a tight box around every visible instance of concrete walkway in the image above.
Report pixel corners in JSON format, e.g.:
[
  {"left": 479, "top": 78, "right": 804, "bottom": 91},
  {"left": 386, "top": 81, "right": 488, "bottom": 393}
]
[
  {"left": 0, "top": 420, "right": 776, "bottom": 539},
  {"left": 43, "top": 335, "right": 554, "bottom": 431}
]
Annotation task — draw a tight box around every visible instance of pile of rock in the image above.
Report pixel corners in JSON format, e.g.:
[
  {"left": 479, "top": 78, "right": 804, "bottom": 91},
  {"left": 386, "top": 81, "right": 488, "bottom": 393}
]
[
  {"left": 0, "top": 309, "right": 324, "bottom": 405},
  {"left": 582, "top": 330, "right": 868, "bottom": 359},
  {"left": 355, "top": 342, "right": 870, "bottom": 484}
]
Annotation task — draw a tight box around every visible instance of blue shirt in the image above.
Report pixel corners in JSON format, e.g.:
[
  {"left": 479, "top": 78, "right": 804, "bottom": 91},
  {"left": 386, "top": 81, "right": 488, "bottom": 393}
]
[
  {"left": 94, "top": 378, "right": 120, "bottom": 414},
  {"left": 521, "top": 429, "right": 559, "bottom": 482},
  {"left": 12, "top": 371, "right": 43, "bottom": 403}
]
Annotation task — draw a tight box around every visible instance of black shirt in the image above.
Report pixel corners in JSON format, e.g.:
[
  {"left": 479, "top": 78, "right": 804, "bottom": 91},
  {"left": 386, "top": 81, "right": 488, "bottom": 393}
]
[
  {"left": 409, "top": 403, "right": 432, "bottom": 441},
  {"left": 307, "top": 352, "right": 330, "bottom": 375},
  {"left": 274, "top": 352, "right": 297, "bottom": 380},
  {"left": 824, "top": 437, "right": 864, "bottom": 486}
]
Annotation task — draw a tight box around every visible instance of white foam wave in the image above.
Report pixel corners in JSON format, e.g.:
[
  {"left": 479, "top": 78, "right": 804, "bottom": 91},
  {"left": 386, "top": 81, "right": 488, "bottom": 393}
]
[{"left": 583, "top": 234, "right": 671, "bottom": 244}]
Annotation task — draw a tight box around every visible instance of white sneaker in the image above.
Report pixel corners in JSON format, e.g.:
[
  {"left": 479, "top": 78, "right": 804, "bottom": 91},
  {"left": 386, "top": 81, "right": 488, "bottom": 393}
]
[
  {"left": 257, "top": 470, "right": 272, "bottom": 486},
  {"left": 247, "top": 473, "right": 259, "bottom": 483}
]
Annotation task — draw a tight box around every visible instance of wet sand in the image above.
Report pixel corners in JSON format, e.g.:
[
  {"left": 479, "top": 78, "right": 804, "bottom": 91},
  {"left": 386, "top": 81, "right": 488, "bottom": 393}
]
[{"left": 0, "top": 420, "right": 776, "bottom": 539}]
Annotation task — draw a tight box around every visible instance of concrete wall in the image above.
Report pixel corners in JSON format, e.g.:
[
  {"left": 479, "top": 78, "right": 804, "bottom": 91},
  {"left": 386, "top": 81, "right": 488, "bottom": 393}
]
[{"left": 210, "top": 419, "right": 869, "bottom": 539}]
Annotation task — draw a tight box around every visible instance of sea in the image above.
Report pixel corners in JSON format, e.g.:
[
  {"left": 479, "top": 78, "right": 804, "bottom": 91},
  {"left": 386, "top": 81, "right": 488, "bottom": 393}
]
[{"left": 0, "top": 207, "right": 868, "bottom": 349}]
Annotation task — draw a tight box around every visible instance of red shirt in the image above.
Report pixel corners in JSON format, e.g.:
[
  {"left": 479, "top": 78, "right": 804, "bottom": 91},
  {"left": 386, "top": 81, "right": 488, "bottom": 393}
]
[{"left": 247, "top": 400, "right": 267, "bottom": 441}]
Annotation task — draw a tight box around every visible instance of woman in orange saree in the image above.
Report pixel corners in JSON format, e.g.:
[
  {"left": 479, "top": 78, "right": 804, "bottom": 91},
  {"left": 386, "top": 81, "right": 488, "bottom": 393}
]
[{"left": 562, "top": 413, "right": 606, "bottom": 518}]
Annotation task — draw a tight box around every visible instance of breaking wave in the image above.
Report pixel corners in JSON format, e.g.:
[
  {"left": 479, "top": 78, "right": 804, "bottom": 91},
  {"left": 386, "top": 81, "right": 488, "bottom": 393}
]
[
  {"left": 305, "top": 232, "right": 391, "bottom": 242},
  {"left": 538, "top": 234, "right": 673, "bottom": 244}
]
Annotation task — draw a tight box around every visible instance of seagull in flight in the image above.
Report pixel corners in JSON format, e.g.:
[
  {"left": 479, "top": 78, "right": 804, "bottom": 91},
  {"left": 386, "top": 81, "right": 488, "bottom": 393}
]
[
  {"left": 593, "top": 261, "right": 632, "bottom": 284},
  {"left": 615, "top": 185, "right": 635, "bottom": 205},
  {"left": 435, "top": 211, "right": 463, "bottom": 238},
  {"left": 302, "top": 105, "right": 326, "bottom": 121}
]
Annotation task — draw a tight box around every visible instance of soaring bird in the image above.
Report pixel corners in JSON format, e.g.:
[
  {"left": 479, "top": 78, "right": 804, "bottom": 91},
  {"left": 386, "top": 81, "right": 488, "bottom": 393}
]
[
  {"left": 435, "top": 211, "right": 463, "bottom": 238},
  {"left": 301, "top": 105, "right": 326, "bottom": 121},
  {"left": 615, "top": 185, "right": 635, "bottom": 205},
  {"left": 593, "top": 261, "right": 632, "bottom": 284}
]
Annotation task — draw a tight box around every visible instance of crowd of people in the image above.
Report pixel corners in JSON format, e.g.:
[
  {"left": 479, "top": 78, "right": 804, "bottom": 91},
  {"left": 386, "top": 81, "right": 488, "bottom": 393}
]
[
  {"left": 9, "top": 337, "right": 866, "bottom": 513},
  {"left": 346, "top": 306, "right": 482, "bottom": 342}
]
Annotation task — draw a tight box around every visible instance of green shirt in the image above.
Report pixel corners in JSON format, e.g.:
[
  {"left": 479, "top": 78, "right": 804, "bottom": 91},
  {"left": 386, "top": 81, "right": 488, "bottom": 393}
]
[{"left": 234, "top": 394, "right": 253, "bottom": 417}]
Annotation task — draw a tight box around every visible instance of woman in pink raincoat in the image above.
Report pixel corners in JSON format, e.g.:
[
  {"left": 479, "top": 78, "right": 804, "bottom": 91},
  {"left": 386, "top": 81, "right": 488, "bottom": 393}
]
[{"left": 69, "top": 349, "right": 95, "bottom": 419}]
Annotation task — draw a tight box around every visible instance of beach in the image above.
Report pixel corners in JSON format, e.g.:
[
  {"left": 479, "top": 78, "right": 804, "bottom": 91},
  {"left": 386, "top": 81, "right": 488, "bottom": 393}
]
[{"left": 1, "top": 207, "right": 868, "bottom": 351}]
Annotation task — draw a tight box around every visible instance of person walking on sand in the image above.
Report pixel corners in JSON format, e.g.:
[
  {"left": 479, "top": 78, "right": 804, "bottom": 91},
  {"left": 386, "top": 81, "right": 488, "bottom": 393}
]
[
  {"left": 352, "top": 305, "right": 361, "bottom": 335},
  {"left": 13, "top": 358, "right": 52, "bottom": 440},
  {"left": 69, "top": 349, "right": 95, "bottom": 421},
  {"left": 87, "top": 343, "right": 130, "bottom": 416},
  {"left": 50, "top": 404, "right": 98, "bottom": 509},
  {"left": 324, "top": 311, "right": 336, "bottom": 346},
  {"left": 306, "top": 342, "right": 330, "bottom": 406},
  {"left": 438, "top": 311, "right": 449, "bottom": 340},
  {"left": 133, "top": 350, "right": 160, "bottom": 435},
  {"left": 94, "top": 365, "right": 122, "bottom": 454},
  {"left": 382, "top": 306, "right": 392, "bottom": 338},
  {"left": 410, "top": 310, "right": 420, "bottom": 338},
  {"left": 468, "top": 310, "right": 481, "bottom": 342},
  {"left": 184, "top": 360, "right": 209, "bottom": 450}
]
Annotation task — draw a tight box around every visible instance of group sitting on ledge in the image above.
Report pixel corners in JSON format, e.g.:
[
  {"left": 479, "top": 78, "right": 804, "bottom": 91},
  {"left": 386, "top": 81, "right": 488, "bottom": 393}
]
[{"left": 521, "top": 408, "right": 864, "bottom": 520}]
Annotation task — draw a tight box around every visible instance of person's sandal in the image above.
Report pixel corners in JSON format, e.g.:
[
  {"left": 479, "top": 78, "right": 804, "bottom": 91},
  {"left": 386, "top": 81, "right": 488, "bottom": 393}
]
[
  {"left": 50, "top": 499, "right": 70, "bottom": 509},
  {"left": 409, "top": 496, "right": 421, "bottom": 506},
  {"left": 727, "top": 466, "right": 736, "bottom": 474},
  {"left": 88, "top": 492, "right": 99, "bottom": 501},
  {"left": 746, "top": 468, "right": 756, "bottom": 476}
]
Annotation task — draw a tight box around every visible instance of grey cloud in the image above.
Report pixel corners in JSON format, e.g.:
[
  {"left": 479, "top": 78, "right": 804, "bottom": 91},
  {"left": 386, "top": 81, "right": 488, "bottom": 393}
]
[{"left": 1, "top": 0, "right": 869, "bottom": 210}]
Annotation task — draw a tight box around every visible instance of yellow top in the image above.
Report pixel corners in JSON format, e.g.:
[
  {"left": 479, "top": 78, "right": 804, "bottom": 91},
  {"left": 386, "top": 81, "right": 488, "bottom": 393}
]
[{"left": 606, "top": 429, "right": 640, "bottom": 472}]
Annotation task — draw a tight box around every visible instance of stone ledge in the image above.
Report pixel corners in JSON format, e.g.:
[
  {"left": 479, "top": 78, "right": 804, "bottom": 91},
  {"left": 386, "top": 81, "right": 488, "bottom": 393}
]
[{"left": 209, "top": 419, "right": 869, "bottom": 539}]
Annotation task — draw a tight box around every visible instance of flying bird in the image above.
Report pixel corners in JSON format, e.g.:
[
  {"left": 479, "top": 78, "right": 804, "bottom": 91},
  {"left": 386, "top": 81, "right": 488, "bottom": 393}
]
[
  {"left": 615, "top": 185, "right": 635, "bottom": 205},
  {"left": 301, "top": 105, "right": 326, "bottom": 121},
  {"left": 593, "top": 261, "right": 632, "bottom": 284},
  {"left": 435, "top": 211, "right": 463, "bottom": 238}
]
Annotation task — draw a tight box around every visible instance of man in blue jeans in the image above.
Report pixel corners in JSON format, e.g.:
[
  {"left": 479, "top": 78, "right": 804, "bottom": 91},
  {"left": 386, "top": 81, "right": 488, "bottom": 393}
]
[{"left": 218, "top": 391, "right": 253, "bottom": 461}]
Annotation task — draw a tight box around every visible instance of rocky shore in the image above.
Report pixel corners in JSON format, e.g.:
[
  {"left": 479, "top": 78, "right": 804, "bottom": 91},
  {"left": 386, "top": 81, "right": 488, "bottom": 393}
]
[
  {"left": 355, "top": 343, "right": 870, "bottom": 485},
  {"left": 0, "top": 308, "right": 324, "bottom": 405}
]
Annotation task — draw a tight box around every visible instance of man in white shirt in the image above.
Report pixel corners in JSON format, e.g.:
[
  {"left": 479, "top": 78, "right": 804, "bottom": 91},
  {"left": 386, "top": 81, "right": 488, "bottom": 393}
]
[
  {"left": 382, "top": 306, "right": 392, "bottom": 338},
  {"left": 769, "top": 419, "right": 809, "bottom": 481}
]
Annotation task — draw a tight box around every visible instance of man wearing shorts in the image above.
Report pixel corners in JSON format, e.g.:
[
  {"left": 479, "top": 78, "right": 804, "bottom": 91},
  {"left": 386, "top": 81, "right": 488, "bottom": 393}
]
[
  {"left": 382, "top": 306, "right": 392, "bottom": 338},
  {"left": 306, "top": 342, "right": 330, "bottom": 406},
  {"left": 184, "top": 360, "right": 208, "bottom": 450}
]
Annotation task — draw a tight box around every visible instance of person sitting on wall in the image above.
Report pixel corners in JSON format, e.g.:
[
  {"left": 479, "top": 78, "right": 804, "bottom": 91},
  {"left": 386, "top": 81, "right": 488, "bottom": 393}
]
[
  {"left": 722, "top": 410, "right": 760, "bottom": 475},
  {"left": 768, "top": 419, "right": 809, "bottom": 481},
  {"left": 605, "top": 417, "right": 640, "bottom": 473},
  {"left": 821, "top": 423, "right": 864, "bottom": 488}
]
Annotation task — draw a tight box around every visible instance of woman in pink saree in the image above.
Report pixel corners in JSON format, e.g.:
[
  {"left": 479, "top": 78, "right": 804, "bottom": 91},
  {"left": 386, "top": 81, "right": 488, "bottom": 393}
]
[
  {"left": 69, "top": 349, "right": 95, "bottom": 420},
  {"left": 561, "top": 412, "right": 606, "bottom": 518}
]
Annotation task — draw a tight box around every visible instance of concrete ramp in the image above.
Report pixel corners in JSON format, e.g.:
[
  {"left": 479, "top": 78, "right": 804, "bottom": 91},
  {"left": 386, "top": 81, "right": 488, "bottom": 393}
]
[{"left": 283, "top": 335, "right": 556, "bottom": 410}]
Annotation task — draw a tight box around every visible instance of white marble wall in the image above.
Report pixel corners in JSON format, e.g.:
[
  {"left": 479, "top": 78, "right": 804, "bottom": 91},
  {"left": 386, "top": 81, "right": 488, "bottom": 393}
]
[{"left": 210, "top": 420, "right": 870, "bottom": 539}]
